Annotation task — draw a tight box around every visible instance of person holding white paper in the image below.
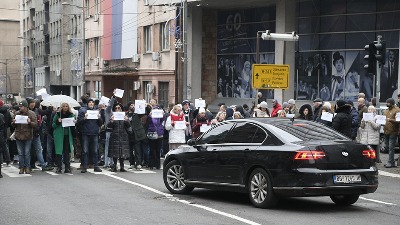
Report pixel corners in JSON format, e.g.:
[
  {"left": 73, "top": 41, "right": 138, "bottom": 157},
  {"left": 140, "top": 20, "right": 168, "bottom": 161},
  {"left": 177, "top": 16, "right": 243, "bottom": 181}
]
[
  {"left": 358, "top": 105, "right": 381, "bottom": 163},
  {"left": 12, "top": 100, "right": 38, "bottom": 174},
  {"left": 52, "top": 103, "right": 76, "bottom": 173},
  {"left": 192, "top": 108, "right": 210, "bottom": 139},
  {"left": 146, "top": 102, "right": 164, "bottom": 170},
  {"left": 77, "top": 98, "right": 103, "bottom": 173},
  {"left": 316, "top": 105, "right": 333, "bottom": 127},
  {"left": 107, "top": 102, "right": 131, "bottom": 172},
  {"left": 165, "top": 105, "right": 187, "bottom": 151}
]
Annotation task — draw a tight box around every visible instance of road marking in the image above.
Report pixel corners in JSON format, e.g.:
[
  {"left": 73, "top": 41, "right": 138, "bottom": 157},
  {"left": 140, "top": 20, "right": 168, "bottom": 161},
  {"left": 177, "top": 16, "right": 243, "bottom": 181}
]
[
  {"left": 1, "top": 166, "right": 31, "bottom": 177},
  {"left": 45, "top": 171, "right": 60, "bottom": 176},
  {"left": 103, "top": 173, "right": 261, "bottom": 225},
  {"left": 378, "top": 170, "right": 400, "bottom": 178},
  {"left": 359, "top": 197, "right": 397, "bottom": 206}
]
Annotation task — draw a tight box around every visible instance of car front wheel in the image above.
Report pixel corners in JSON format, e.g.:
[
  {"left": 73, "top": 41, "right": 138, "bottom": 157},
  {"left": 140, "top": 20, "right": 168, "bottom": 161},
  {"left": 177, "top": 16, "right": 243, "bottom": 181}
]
[
  {"left": 248, "top": 168, "right": 278, "bottom": 208},
  {"left": 163, "top": 160, "right": 194, "bottom": 194},
  {"left": 330, "top": 194, "right": 359, "bottom": 206}
]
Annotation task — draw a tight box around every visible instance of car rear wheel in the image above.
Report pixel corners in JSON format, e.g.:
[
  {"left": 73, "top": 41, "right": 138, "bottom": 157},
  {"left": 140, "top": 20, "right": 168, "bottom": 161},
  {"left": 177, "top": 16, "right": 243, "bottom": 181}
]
[
  {"left": 330, "top": 194, "right": 359, "bottom": 206},
  {"left": 163, "top": 160, "right": 194, "bottom": 194},
  {"left": 248, "top": 168, "right": 278, "bottom": 208}
]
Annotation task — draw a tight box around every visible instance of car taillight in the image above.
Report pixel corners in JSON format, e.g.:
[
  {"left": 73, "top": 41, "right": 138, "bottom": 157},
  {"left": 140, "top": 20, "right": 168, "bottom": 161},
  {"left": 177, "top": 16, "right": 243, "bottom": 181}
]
[
  {"left": 294, "top": 150, "right": 325, "bottom": 160},
  {"left": 362, "top": 149, "right": 376, "bottom": 159}
]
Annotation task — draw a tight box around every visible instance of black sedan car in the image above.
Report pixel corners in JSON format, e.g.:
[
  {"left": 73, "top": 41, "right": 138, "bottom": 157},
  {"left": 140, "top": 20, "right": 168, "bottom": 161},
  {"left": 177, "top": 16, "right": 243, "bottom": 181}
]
[{"left": 163, "top": 118, "right": 378, "bottom": 208}]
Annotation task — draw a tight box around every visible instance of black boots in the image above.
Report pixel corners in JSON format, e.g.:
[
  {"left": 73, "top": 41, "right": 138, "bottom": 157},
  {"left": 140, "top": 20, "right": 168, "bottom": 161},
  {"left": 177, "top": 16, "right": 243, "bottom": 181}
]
[
  {"left": 119, "top": 159, "right": 126, "bottom": 172},
  {"left": 56, "top": 155, "right": 62, "bottom": 173},
  {"left": 0, "top": 168, "right": 2, "bottom": 178}
]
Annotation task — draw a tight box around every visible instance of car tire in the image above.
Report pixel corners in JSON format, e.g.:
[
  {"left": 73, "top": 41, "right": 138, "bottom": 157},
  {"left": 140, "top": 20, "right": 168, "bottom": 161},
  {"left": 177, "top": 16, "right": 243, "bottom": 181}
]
[
  {"left": 330, "top": 194, "right": 359, "bottom": 206},
  {"left": 248, "top": 168, "right": 278, "bottom": 208},
  {"left": 163, "top": 160, "right": 194, "bottom": 194}
]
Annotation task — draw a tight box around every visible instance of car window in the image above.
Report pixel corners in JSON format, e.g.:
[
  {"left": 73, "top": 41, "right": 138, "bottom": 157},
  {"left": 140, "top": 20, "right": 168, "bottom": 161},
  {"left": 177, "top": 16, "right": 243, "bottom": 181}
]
[
  {"left": 225, "top": 122, "right": 267, "bottom": 144},
  {"left": 198, "top": 123, "right": 234, "bottom": 144}
]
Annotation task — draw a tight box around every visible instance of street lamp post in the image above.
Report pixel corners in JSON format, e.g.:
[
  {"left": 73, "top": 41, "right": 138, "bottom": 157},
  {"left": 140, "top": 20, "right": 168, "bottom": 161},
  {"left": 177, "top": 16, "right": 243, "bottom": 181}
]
[{"left": 62, "top": 1, "right": 85, "bottom": 98}]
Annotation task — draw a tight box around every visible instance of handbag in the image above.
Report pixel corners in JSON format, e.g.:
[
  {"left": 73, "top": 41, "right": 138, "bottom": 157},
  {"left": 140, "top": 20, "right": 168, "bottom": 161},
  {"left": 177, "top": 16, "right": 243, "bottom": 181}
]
[{"left": 147, "top": 131, "right": 158, "bottom": 140}]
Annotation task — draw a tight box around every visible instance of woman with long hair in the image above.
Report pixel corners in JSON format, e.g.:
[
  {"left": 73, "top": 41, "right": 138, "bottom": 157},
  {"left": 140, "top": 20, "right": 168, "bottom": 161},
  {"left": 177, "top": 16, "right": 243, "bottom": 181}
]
[
  {"left": 107, "top": 103, "right": 131, "bottom": 172},
  {"left": 52, "top": 103, "right": 76, "bottom": 173}
]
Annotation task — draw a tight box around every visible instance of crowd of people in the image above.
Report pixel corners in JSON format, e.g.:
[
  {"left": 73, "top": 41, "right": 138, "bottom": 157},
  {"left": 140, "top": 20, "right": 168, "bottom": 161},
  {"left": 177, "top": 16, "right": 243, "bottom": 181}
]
[{"left": 1, "top": 91, "right": 399, "bottom": 178}]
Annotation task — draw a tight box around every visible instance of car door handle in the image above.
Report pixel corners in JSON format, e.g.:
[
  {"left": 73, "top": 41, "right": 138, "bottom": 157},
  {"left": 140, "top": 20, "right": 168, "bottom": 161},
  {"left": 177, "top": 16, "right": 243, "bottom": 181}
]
[{"left": 244, "top": 148, "right": 250, "bottom": 151}]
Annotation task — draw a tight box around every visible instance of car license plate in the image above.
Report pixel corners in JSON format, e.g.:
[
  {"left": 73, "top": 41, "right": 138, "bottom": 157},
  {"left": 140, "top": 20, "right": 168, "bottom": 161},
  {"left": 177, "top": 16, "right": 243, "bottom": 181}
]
[{"left": 333, "top": 175, "right": 361, "bottom": 184}]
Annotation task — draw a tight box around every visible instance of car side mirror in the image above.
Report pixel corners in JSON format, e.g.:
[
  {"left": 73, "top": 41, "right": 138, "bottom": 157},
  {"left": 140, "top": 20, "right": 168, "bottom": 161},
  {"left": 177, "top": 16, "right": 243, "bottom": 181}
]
[{"left": 187, "top": 138, "right": 196, "bottom": 146}]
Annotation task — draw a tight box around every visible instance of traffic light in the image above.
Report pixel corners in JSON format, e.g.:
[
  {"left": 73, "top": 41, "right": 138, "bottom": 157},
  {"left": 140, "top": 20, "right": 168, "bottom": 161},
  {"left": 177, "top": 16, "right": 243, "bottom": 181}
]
[
  {"left": 364, "top": 43, "right": 376, "bottom": 74},
  {"left": 374, "top": 41, "right": 386, "bottom": 65}
]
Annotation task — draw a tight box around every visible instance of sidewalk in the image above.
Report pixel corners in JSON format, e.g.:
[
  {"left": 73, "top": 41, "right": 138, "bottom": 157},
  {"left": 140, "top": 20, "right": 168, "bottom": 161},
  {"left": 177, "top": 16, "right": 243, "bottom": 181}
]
[{"left": 376, "top": 151, "right": 400, "bottom": 174}]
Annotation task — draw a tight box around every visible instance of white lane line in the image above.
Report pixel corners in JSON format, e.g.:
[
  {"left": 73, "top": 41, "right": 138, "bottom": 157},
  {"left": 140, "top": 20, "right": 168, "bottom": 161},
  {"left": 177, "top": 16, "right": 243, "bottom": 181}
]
[
  {"left": 360, "top": 197, "right": 397, "bottom": 206},
  {"left": 378, "top": 170, "right": 400, "bottom": 178},
  {"left": 45, "top": 171, "right": 59, "bottom": 176},
  {"left": 104, "top": 173, "right": 261, "bottom": 225},
  {"left": 1, "top": 166, "right": 31, "bottom": 178}
]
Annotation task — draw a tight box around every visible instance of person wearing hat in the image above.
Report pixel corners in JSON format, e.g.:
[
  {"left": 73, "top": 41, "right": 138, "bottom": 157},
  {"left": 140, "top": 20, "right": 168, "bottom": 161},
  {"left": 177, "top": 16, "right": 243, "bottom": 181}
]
[
  {"left": 77, "top": 98, "right": 103, "bottom": 173},
  {"left": 253, "top": 101, "right": 270, "bottom": 117},
  {"left": 383, "top": 98, "right": 400, "bottom": 168},
  {"left": 191, "top": 107, "right": 210, "bottom": 139},
  {"left": 12, "top": 100, "right": 38, "bottom": 174},
  {"left": 332, "top": 99, "right": 352, "bottom": 138},
  {"left": 287, "top": 99, "right": 299, "bottom": 117},
  {"left": 312, "top": 98, "right": 323, "bottom": 121}
]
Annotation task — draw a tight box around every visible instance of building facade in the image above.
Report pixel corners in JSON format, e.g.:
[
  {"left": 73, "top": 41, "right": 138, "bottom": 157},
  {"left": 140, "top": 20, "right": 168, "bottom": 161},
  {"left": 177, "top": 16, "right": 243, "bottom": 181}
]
[{"left": 1, "top": 0, "right": 21, "bottom": 102}]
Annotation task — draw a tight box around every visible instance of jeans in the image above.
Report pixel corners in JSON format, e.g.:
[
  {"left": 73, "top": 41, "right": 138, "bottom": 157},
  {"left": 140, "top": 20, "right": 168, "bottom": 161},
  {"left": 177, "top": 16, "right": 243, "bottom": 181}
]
[
  {"left": 104, "top": 132, "right": 113, "bottom": 166},
  {"left": 385, "top": 134, "right": 397, "bottom": 165},
  {"left": 17, "top": 140, "right": 32, "bottom": 169},
  {"left": 46, "top": 135, "right": 55, "bottom": 164},
  {"left": 141, "top": 142, "right": 149, "bottom": 166},
  {"left": 82, "top": 134, "right": 99, "bottom": 168},
  {"left": 32, "top": 135, "right": 46, "bottom": 167}
]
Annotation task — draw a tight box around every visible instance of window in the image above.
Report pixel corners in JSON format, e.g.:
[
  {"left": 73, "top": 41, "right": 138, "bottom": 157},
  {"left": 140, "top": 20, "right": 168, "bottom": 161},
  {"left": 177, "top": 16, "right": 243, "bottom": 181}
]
[
  {"left": 94, "top": 37, "right": 99, "bottom": 58},
  {"left": 225, "top": 122, "right": 266, "bottom": 144},
  {"left": 94, "top": 0, "right": 100, "bottom": 15},
  {"left": 85, "top": 39, "right": 90, "bottom": 60},
  {"left": 199, "top": 123, "right": 235, "bottom": 145},
  {"left": 144, "top": 25, "right": 152, "bottom": 52},
  {"left": 85, "top": 0, "right": 90, "bottom": 18},
  {"left": 160, "top": 22, "right": 170, "bottom": 50},
  {"left": 94, "top": 81, "right": 101, "bottom": 99}
]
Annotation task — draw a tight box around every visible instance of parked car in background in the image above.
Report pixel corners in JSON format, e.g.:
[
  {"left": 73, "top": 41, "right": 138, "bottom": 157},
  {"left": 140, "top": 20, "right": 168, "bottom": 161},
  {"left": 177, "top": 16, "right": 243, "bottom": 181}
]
[{"left": 163, "top": 118, "right": 378, "bottom": 208}]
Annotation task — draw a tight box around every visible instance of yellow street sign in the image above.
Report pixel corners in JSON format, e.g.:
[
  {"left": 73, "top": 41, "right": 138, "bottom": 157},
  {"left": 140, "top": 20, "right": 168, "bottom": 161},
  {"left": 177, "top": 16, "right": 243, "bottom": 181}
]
[{"left": 252, "top": 64, "right": 289, "bottom": 89}]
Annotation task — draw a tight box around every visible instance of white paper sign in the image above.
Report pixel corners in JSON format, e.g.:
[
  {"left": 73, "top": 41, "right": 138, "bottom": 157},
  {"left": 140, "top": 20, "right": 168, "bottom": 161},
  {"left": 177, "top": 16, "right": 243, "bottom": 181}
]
[
  {"left": 363, "top": 113, "right": 374, "bottom": 122},
  {"left": 99, "top": 96, "right": 110, "bottom": 106},
  {"left": 41, "top": 93, "right": 50, "bottom": 100},
  {"left": 86, "top": 110, "right": 99, "bottom": 120},
  {"left": 15, "top": 115, "right": 28, "bottom": 124},
  {"left": 114, "top": 88, "right": 124, "bottom": 98},
  {"left": 113, "top": 112, "right": 125, "bottom": 121},
  {"left": 134, "top": 100, "right": 146, "bottom": 114},
  {"left": 396, "top": 113, "right": 400, "bottom": 122},
  {"left": 286, "top": 114, "right": 295, "bottom": 118},
  {"left": 36, "top": 88, "right": 47, "bottom": 96},
  {"left": 151, "top": 109, "right": 163, "bottom": 118},
  {"left": 62, "top": 118, "right": 75, "bottom": 127},
  {"left": 321, "top": 112, "right": 333, "bottom": 122},
  {"left": 376, "top": 115, "right": 386, "bottom": 125},
  {"left": 195, "top": 99, "right": 206, "bottom": 108},
  {"left": 174, "top": 121, "right": 186, "bottom": 130},
  {"left": 200, "top": 124, "right": 211, "bottom": 133}
]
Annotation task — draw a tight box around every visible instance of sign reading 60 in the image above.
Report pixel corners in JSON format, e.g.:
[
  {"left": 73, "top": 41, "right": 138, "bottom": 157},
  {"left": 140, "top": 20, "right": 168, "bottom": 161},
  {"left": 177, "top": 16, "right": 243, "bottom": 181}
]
[{"left": 225, "top": 13, "right": 241, "bottom": 32}]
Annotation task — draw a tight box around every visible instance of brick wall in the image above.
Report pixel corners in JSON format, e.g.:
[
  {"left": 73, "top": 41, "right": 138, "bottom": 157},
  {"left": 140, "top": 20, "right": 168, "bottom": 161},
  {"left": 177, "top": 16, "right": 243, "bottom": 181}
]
[{"left": 202, "top": 10, "right": 217, "bottom": 105}]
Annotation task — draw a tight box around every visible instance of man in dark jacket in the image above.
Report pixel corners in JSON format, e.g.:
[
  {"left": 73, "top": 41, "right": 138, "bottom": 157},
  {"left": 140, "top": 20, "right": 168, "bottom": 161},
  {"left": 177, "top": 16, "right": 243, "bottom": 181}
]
[
  {"left": 0, "top": 100, "right": 11, "bottom": 166},
  {"left": 312, "top": 98, "right": 323, "bottom": 121},
  {"left": 383, "top": 98, "right": 400, "bottom": 168},
  {"left": 126, "top": 101, "right": 147, "bottom": 171},
  {"left": 347, "top": 100, "right": 359, "bottom": 140},
  {"left": 77, "top": 98, "right": 103, "bottom": 173},
  {"left": 332, "top": 99, "right": 352, "bottom": 138}
]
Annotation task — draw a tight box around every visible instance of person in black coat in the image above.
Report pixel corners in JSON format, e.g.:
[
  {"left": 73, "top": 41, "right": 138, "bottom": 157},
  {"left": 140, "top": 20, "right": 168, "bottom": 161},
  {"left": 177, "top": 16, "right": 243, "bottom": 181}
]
[
  {"left": 298, "top": 104, "right": 313, "bottom": 120},
  {"left": 332, "top": 99, "right": 352, "bottom": 138}
]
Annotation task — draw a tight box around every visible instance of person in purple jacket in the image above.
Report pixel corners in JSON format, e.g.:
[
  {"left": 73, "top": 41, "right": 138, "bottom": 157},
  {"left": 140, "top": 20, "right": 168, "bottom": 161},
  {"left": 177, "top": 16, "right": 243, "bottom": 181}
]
[{"left": 146, "top": 100, "right": 164, "bottom": 170}]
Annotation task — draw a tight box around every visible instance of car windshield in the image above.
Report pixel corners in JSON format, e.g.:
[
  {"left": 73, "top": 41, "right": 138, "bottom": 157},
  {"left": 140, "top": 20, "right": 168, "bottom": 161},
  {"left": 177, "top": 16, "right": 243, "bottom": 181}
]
[{"left": 272, "top": 121, "right": 349, "bottom": 141}]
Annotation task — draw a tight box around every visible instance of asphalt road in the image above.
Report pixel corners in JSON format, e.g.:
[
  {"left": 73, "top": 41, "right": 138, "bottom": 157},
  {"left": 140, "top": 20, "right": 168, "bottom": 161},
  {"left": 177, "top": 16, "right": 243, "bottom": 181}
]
[{"left": 1, "top": 160, "right": 400, "bottom": 225}]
